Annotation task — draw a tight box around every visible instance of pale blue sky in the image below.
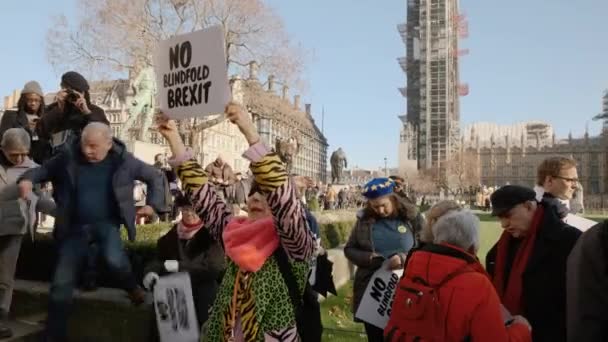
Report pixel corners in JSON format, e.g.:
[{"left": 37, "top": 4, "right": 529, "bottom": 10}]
[{"left": 1, "top": 0, "right": 607, "bottom": 168}]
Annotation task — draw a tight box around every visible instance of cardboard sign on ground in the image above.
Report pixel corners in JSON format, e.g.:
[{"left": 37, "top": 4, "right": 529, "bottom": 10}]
[
  {"left": 355, "top": 262, "right": 404, "bottom": 329},
  {"left": 154, "top": 272, "right": 199, "bottom": 342},
  {"left": 155, "top": 25, "right": 230, "bottom": 119}
]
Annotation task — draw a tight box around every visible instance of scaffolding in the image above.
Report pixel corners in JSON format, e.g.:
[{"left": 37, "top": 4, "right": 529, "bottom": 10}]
[{"left": 397, "top": 0, "right": 468, "bottom": 175}]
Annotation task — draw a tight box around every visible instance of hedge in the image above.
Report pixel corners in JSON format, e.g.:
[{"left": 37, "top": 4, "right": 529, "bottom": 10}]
[{"left": 16, "top": 219, "right": 355, "bottom": 288}]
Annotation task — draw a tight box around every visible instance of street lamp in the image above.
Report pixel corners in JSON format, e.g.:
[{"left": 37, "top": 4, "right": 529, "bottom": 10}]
[{"left": 384, "top": 157, "right": 388, "bottom": 177}]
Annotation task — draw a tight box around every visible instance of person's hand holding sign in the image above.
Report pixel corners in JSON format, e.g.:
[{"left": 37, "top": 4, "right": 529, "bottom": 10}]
[
  {"left": 386, "top": 254, "right": 404, "bottom": 271},
  {"left": 155, "top": 112, "right": 186, "bottom": 159},
  {"left": 225, "top": 102, "right": 260, "bottom": 146}
]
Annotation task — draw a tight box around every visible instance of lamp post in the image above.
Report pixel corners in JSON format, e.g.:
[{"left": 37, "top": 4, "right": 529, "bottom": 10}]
[{"left": 384, "top": 157, "right": 388, "bottom": 177}]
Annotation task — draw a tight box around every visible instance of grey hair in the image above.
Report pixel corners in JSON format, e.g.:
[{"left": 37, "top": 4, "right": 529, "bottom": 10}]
[
  {"left": 1, "top": 128, "right": 31, "bottom": 151},
  {"left": 431, "top": 209, "right": 480, "bottom": 252},
  {"left": 82, "top": 122, "right": 113, "bottom": 141}
]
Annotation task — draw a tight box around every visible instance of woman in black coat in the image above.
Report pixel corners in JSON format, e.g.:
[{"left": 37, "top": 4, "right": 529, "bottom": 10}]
[{"left": 143, "top": 195, "right": 226, "bottom": 336}]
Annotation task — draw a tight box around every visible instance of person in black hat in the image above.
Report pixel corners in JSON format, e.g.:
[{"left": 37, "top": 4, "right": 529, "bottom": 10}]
[
  {"left": 38, "top": 71, "right": 109, "bottom": 151},
  {"left": 485, "top": 185, "right": 581, "bottom": 342}
]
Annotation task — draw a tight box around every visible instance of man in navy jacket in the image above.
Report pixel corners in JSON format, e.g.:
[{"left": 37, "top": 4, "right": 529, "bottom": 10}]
[{"left": 18, "top": 122, "right": 164, "bottom": 341}]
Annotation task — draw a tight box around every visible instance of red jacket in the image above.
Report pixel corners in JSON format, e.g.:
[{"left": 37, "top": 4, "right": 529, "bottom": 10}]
[{"left": 388, "top": 243, "right": 531, "bottom": 342}]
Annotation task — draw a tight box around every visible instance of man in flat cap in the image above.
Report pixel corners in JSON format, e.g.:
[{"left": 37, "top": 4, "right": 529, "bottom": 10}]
[
  {"left": 38, "top": 71, "right": 109, "bottom": 152},
  {"left": 486, "top": 185, "right": 580, "bottom": 342}
]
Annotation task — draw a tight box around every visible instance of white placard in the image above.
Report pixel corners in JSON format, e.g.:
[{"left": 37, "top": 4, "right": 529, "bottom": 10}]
[
  {"left": 153, "top": 272, "right": 199, "bottom": 342},
  {"left": 355, "top": 262, "right": 404, "bottom": 329},
  {"left": 155, "top": 25, "right": 230, "bottom": 119},
  {"left": 564, "top": 214, "right": 597, "bottom": 232}
]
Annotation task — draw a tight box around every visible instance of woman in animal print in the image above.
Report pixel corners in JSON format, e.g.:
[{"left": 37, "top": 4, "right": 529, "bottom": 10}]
[{"left": 156, "top": 103, "right": 315, "bottom": 342}]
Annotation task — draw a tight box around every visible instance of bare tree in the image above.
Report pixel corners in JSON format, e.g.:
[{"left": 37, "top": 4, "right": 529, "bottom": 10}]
[
  {"left": 47, "top": 0, "right": 307, "bottom": 155},
  {"left": 442, "top": 151, "right": 480, "bottom": 195},
  {"left": 47, "top": 0, "right": 305, "bottom": 84},
  {"left": 409, "top": 172, "right": 438, "bottom": 195}
]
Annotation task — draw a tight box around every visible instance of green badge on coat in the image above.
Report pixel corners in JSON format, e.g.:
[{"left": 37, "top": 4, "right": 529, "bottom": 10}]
[{"left": 398, "top": 225, "right": 408, "bottom": 233}]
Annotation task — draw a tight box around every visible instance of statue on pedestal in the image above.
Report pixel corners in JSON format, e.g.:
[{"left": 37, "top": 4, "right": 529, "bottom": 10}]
[
  {"left": 330, "top": 148, "right": 348, "bottom": 184},
  {"left": 275, "top": 137, "right": 299, "bottom": 174},
  {"left": 120, "top": 66, "right": 156, "bottom": 142}
]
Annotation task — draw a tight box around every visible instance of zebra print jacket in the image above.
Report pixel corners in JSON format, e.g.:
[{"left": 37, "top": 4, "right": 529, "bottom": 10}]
[{"left": 169, "top": 142, "right": 315, "bottom": 342}]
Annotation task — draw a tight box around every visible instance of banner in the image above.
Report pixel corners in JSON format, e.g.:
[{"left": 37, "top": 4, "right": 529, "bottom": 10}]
[
  {"left": 355, "top": 262, "right": 404, "bottom": 329},
  {"left": 155, "top": 25, "right": 230, "bottom": 119},
  {"left": 154, "top": 272, "right": 199, "bottom": 342}
]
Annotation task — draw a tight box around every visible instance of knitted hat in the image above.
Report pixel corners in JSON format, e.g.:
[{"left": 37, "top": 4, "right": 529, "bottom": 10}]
[
  {"left": 61, "top": 71, "right": 89, "bottom": 92},
  {"left": 362, "top": 178, "right": 395, "bottom": 199},
  {"left": 21, "top": 81, "right": 43, "bottom": 97}
]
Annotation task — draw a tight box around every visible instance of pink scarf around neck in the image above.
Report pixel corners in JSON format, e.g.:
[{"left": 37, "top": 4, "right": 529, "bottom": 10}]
[
  {"left": 223, "top": 216, "right": 279, "bottom": 272},
  {"left": 177, "top": 220, "right": 204, "bottom": 240}
]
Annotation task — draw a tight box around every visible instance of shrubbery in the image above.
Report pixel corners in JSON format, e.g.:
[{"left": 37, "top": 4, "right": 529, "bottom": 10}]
[{"left": 16, "top": 219, "right": 355, "bottom": 288}]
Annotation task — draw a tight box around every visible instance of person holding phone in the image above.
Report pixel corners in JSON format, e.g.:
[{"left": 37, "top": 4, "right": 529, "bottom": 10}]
[
  {"left": 344, "top": 178, "right": 423, "bottom": 342},
  {"left": 37, "top": 71, "right": 109, "bottom": 152}
]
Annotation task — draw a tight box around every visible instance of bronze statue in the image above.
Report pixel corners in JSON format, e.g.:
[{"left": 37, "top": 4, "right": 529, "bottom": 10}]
[
  {"left": 120, "top": 66, "right": 156, "bottom": 142},
  {"left": 330, "top": 148, "right": 348, "bottom": 184},
  {"left": 275, "top": 137, "right": 299, "bottom": 174}
]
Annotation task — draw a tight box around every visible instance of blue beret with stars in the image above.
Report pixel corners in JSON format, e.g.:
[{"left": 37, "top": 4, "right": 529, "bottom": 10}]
[{"left": 362, "top": 178, "right": 395, "bottom": 199}]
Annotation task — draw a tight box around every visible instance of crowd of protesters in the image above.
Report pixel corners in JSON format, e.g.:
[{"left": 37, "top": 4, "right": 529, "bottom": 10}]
[
  {"left": 0, "top": 75, "right": 606, "bottom": 342},
  {"left": 345, "top": 155, "right": 607, "bottom": 342}
]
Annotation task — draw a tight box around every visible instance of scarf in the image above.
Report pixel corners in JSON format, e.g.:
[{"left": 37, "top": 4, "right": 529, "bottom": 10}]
[
  {"left": 223, "top": 216, "right": 279, "bottom": 272},
  {"left": 492, "top": 206, "right": 544, "bottom": 314},
  {"left": 177, "top": 220, "right": 204, "bottom": 240}
]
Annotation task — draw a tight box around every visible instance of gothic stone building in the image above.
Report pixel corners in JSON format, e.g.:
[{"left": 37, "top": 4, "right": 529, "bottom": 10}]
[
  {"left": 464, "top": 131, "right": 608, "bottom": 210},
  {"left": 86, "top": 72, "right": 328, "bottom": 181},
  {"left": 238, "top": 71, "right": 328, "bottom": 182}
]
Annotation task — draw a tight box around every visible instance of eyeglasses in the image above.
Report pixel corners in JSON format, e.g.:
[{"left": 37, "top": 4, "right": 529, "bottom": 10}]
[{"left": 553, "top": 175, "right": 579, "bottom": 183}]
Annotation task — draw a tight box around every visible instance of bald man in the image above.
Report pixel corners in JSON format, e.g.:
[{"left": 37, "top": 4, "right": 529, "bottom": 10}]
[{"left": 17, "top": 122, "right": 164, "bottom": 341}]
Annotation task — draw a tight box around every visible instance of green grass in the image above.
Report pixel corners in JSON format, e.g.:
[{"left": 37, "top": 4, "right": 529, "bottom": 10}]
[
  {"left": 478, "top": 219, "right": 502, "bottom": 262},
  {"left": 320, "top": 282, "right": 366, "bottom": 341}
]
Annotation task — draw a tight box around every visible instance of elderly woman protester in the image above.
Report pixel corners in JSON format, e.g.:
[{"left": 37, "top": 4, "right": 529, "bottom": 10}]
[
  {"left": 143, "top": 194, "right": 226, "bottom": 340},
  {"left": 156, "top": 103, "right": 315, "bottom": 342},
  {"left": 344, "top": 178, "right": 423, "bottom": 342},
  {"left": 385, "top": 209, "right": 532, "bottom": 342},
  {"left": 0, "top": 128, "right": 55, "bottom": 338},
  {"left": 419, "top": 200, "right": 462, "bottom": 243}
]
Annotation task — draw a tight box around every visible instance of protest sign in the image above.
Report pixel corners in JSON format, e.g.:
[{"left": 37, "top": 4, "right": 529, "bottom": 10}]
[
  {"left": 154, "top": 272, "right": 199, "bottom": 342},
  {"left": 155, "top": 25, "right": 230, "bottom": 119},
  {"left": 355, "top": 262, "right": 404, "bottom": 329},
  {"left": 564, "top": 214, "right": 597, "bottom": 232}
]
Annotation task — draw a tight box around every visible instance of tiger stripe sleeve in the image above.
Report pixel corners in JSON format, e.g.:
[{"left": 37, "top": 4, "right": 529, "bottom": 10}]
[
  {"left": 170, "top": 148, "right": 232, "bottom": 241},
  {"left": 245, "top": 143, "right": 315, "bottom": 261}
]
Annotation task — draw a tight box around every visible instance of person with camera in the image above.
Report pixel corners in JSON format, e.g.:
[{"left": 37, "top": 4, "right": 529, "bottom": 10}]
[
  {"left": 37, "top": 71, "right": 109, "bottom": 152},
  {"left": 0, "top": 81, "right": 52, "bottom": 164}
]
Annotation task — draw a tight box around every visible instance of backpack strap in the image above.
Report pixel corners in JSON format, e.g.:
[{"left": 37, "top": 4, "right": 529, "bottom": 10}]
[
  {"left": 274, "top": 246, "right": 303, "bottom": 310},
  {"left": 435, "top": 263, "right": 477, "bottom": 289}
]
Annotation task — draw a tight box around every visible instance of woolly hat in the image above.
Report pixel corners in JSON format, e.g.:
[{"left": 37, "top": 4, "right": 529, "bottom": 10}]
[
  {"left": 61, "top": 71, "right": 89, "bottom": 93},
  {"left": 362, "top": 178, "right": 395, "bottom": 200},
  {"left": 21, "top": 81, "right": 43, "bottom": 97}
]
